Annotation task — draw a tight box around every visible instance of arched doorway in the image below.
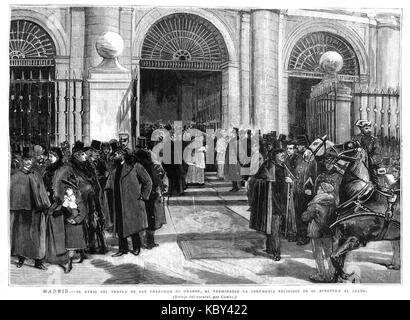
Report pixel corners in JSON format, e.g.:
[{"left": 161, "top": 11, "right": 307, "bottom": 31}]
[
  {"left": 9, "top": 19, "right": 56, "bottom": 151},
  {"left": 287, "top": 31, "right": 360, "bottom": 138},
  {"left": 138, "top": 13, "right": 229, "bottom": 135}
]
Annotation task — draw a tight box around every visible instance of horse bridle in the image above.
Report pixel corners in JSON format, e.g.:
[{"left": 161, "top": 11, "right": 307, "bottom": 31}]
[{"left": 305, "top": 135, "right": 328, "bottom": 158}]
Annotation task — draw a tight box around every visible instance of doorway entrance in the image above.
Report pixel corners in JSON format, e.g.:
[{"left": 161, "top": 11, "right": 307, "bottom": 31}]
[
  {"left": 140, "top": 69, "right": 222, "bottom": 133},
  {"left": 288, "top": 77, "right": 321, "bottom": 138},
  {"left": 138, "top": 13, "right": 228, "bottom": 137}
]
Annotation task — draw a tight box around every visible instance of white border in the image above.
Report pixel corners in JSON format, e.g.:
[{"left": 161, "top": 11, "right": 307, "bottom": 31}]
[{"left": 0, "top": 0, "right": 408, "bottom": 300}]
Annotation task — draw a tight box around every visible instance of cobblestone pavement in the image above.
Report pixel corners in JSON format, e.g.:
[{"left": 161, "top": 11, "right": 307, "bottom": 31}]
[{"left": 10, "top": 173, "right": 400, "bottom": 286}]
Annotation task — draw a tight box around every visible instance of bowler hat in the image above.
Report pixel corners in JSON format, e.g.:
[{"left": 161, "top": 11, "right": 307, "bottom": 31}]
[{"left": 61, "top": 174, "right": 79, "bottom": 190}]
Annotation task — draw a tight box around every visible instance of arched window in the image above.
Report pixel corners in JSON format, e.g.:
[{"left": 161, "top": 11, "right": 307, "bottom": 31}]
[
  {"left": 288, "top": 32, "right": 359, "bottom": 77},
  {"left": 9, "top": 20, "right": 56, "bottom": 67},
  {"left": 141, "top": 13, "right": 228, "bottom": 70}
]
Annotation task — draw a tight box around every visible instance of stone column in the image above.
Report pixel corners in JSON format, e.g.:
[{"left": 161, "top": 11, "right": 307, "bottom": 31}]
[
  {"left": 87, "top": 32, "right": 132, "bottom": 143},
  {"left": 228, "top": 61, "right": 241, "bottom": 128},
  {"left": 119, "top": 7, "right": 134, "bottom": 71},
  {"left": 376, "top": 13, "right": 401, "bottom": 89},
  {"left": 332, "top": 84, "right": 352, "bottom": 143},
  {"left": 239, "top": 11, "right": 251, "bottom": 128},
  {"left": 251, "top": 9, "right": 279, "bottom": 133},
  {"left": 84, "top": 7, "right": 120, "bottom": 73},
  {"left": 83, "top": 7, "right": 120, "bottom": 143}
]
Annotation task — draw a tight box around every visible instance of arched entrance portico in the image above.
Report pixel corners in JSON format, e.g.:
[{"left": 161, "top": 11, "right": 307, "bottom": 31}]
[
  {"left": 282, "top": 25, "right": 367, "bottom": 139},
  {"left": 133, "top": 9, "right": 239, "bottom": 135},
  {"left": 280, "top": 21, "right": 369, "bottom": 138}
]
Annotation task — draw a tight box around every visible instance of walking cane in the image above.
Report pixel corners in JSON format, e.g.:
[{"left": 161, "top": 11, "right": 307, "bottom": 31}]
[{"left": 285, "top": 182, "right": 290, "bottom": 238}]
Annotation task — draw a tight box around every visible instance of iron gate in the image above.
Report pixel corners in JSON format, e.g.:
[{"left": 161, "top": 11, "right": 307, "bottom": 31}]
[
  {"left": 9, "top": 69, "right": 84, "bottom": 153},
  {"left": 306, "top": 82, "right": 337, "bottom": 142}
]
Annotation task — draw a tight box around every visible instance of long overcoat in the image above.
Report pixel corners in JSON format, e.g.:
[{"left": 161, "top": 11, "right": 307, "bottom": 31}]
[
  {"left": 10, "top": 169, "right": 50, "bottom": 259},
  {"left": 249, "top": 160, "right": 287, "bottom": 234},
  {"left": 145, "top": 163, "right": 168, "bottom": 230},
  {"left": 105, "top": 162, "right": 152, "bottom": 238}
]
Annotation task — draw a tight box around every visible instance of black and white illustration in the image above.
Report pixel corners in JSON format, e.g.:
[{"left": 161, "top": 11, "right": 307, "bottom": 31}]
[{"left": 7, "top": 5, "right": 401, "bottom": 286}]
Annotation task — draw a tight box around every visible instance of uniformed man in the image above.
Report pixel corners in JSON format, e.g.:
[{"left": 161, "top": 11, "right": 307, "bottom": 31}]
[
  {"left": 352, "top": 119, "right": 383, "bottom": 186},
  {"left": 294, "top": 135, "right": 318, "bottom": 246}
]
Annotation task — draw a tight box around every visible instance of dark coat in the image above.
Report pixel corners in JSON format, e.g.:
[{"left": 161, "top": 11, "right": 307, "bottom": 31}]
[
  {"left": 10, "top": 169, "right": 51, "bottom": 211},
  {"left": 61, "top": 194, "right": 88, "bottom": 250},
  {"left": 352, "top": 133, "right": 382, "bottom": 169},
  {"left": 302, "top": 193, "right": 336, "bottom": 238},
  {"left": 105, "top": 162, "right": 152, "bottom": 238},
  {"left": 10, "top": 169, "right": 50, "bottom": 259},
  {"left": 249, "top": 160, "right": 288, "bottom": 234},
  {"left": 145, "top": 163, "right": 168, "bottom": 230}
]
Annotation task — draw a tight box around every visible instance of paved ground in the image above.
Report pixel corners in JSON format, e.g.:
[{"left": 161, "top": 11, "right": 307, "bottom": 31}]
[{"left": 10, "top": 173, "right": 400, "bottom": 286}]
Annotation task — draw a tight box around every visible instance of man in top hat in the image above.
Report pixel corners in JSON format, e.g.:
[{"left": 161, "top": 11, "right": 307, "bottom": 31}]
[
  {"left": 10, "top": 147, "right": 50, "bottom": 270},
  {"left": 249, "top": 148, "right": 293, "bottom": 261},
  {"left": 105, "top": 141, "right": 152, "bottom": 257},
  {"left": 352, "top": 119, "right": 383, "bottom": 185},
  {"left": 85, "top": 139, "right": 110, "bottom": 252},
  {"left": 292, "top": 135, "right": 318, "bottom": 246},
  {"left": 86, "top": 140, "right": 108, "bottom": 188}
]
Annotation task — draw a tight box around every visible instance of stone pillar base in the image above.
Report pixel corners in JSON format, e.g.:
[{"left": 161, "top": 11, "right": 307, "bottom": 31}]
[
  {"left": 88, "top": 70, "right": 132, "bottom": 142},
  {"left": 332, "top": 84, "right": 352, "bottom": 144}
]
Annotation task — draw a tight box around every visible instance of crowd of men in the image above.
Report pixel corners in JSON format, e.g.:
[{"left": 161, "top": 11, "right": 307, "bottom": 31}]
[
  {"left": 10, "top": 137, "right": 167, "bottom": 273},
  {"left": 9, "top": 119, "right": 400, "bottom": 282}
]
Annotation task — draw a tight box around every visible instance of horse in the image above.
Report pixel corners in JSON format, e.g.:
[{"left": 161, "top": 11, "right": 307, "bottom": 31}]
[{"left": 304, "top": 136, "right": 400, "bottom": 282}]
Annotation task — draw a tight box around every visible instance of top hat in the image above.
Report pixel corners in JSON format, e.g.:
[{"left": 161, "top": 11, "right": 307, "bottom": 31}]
[
  {"left": 72, "top": 141, "right": 85, "bottom": 154},
  {"left": 22, "top": 146, "right": 32, "bottom": 159},
  {"left": 355, "top": 119, "right": 372, "bottom": 127},
  {"left": 61, "top": 174, "right": 79, "bottom": 190},
  {"left": 136, "top": 136, "right": 147, "bottom": 149},
  {"left": 109, "top": 140, "right": 123, "bottom": 154},
  {"left": 89, "top": 140, "right": 102, "bottom": 151}
]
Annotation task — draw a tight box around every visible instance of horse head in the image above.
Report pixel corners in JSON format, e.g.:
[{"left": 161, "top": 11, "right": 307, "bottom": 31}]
[{"left": 303, "top": 135, "right": 334, "bottom": 162}]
